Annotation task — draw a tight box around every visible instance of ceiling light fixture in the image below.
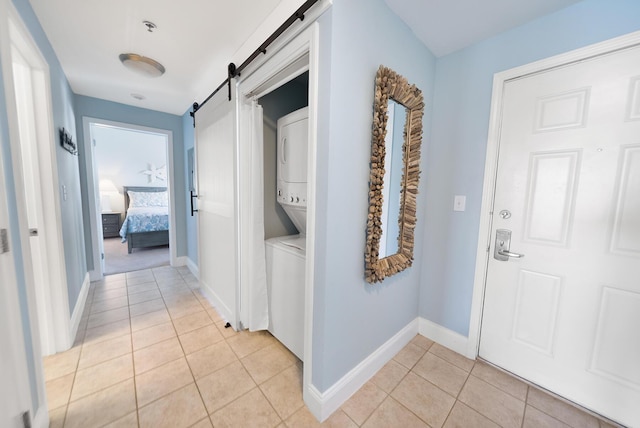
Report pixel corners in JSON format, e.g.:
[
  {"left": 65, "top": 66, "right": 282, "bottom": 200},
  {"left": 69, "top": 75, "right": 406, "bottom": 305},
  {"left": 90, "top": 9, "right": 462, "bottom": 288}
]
[{"left": 119, "top": 53, "right": 165, "bottom": 78}]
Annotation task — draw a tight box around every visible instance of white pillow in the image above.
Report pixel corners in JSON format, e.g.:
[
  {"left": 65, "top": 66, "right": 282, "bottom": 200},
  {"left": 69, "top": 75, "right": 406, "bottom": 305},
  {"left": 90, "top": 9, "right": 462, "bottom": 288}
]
[{"left": 128, "top": 190, "right": 168, "bottom": 208}]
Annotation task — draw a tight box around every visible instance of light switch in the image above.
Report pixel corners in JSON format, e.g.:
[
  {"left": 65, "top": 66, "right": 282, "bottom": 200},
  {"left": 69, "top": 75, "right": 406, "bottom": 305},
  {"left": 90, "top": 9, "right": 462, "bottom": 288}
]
[
  {"left": 453, "top": 195, "right": 466, "bottom": 212},
  {"left": 62, "top": 184, "right": 67, "bottom": 201}
]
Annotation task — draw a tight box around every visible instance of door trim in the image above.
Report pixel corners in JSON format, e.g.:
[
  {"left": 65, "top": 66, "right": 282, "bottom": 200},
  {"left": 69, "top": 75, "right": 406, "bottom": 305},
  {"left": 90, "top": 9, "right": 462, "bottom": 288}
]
[
  {"left": 82, "top": 117, "right": 177, "bottom": 280},
  {"left": 468, "top": 29, "right": 640, "bottom": 359}
]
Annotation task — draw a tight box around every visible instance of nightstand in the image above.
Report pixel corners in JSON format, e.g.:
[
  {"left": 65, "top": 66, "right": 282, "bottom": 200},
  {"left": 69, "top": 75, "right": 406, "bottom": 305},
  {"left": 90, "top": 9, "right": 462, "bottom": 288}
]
[{"left": 102, "top": 212, "right": 121, "bottom": 238}]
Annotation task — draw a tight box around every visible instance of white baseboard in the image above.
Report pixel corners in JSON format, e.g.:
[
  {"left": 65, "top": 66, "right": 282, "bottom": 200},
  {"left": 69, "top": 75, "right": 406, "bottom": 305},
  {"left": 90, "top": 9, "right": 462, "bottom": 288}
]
[
  {"left": 197, "top": 281, "right": 233, "bottom": 325},
  {"left": 186, "top": 257, "right": 199, "bottom": 279},
  {"left": 419, "top": 317, "right": 474, "bottom": 359},
  {"left": 305, "top": 319, "right": 419, "bottom": 422},
  {"left": 33, "top": 401, "right": 48, "bottom": 428},
  {"left": 69, "top": 273, "right": 91, "bottom": 346},
  {"left": 174, "top": 255, "right": 187, "bottom": 267},
  {"left": 88, "top": 268, "right": 101, "bottom": 282},
  {"left": 303, "top": 318, "right": 474, "bottom": 422}
]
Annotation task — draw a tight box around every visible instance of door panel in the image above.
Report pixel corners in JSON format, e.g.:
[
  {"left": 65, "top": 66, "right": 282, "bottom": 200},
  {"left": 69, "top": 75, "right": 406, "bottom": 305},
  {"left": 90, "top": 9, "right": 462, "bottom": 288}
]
[
  {"left": 480, "top": 45, "right": 640, "bottom": 427},
  {"left": 523, "top": 150, "right": 580, "bottom": 245},
  {"left": 195, "top": 83, "right": 239, "bottom": 328},
  {"left": 610, "top": 145, "right": 640, "bottom": 256}
]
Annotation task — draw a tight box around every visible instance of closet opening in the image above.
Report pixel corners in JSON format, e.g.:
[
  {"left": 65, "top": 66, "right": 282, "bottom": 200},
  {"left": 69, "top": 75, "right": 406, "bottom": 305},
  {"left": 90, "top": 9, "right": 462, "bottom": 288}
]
[{"left": 258, "top": 71, "right": 309, "bottom": 360}]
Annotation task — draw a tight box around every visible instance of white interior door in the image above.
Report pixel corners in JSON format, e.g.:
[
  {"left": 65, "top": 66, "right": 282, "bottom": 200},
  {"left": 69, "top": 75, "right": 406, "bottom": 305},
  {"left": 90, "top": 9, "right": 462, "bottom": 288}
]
[
  {"left": 6, "top": 7, "right": 70, "bottom": 354},
  {"left": 480, "top": 45, "right": 640, "bottom": 427},
  {"left": 0, "top": 100, "right": 32, "bottom": 428},
  {"left": 195, "top": 83, "right": 240, "bottom": 328},
  {"left": 11, "top": 46, "right": 54, "bottom": 356},
  {"left": 0, "top": 212, "right": 31, "bottom": 428}
]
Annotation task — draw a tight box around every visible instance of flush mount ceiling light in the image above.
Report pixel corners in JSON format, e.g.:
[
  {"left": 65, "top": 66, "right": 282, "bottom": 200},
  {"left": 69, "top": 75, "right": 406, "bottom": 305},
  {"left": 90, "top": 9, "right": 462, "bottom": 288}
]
[{"left": 119, "top": 53, "right": 165, "bottom": 78}]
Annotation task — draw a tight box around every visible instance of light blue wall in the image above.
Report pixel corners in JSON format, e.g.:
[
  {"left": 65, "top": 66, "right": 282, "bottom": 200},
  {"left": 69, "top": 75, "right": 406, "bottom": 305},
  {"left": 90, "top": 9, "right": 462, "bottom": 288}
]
[
  {"left": 182, "top": 109, "right": 198, "bottom": 265},
  {"left": 312, "top": 0, "right": 436, "bottom": 391},
  {"left": 75, "top": 95, "right": 187, "bottom": 269},
  {"left": 420, "top": 0, "right": 640, "bottom": 336}
]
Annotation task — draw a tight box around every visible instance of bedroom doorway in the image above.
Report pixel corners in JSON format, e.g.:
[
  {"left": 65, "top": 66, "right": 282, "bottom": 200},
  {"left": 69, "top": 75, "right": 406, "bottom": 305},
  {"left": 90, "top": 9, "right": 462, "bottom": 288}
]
[{"left": 82, "top": 117, "right": 177, "bottom": 278}]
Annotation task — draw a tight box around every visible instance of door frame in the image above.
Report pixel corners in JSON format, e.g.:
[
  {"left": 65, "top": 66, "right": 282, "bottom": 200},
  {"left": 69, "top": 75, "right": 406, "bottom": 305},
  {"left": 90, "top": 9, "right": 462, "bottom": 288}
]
[
  {"left": 234, "top": 21, "right": 322, "bottom": 419},
  {"left": 82, "top": 117, "right": 177, "bottom": 279},
  {"left": 3, "top": 3, "right": 71, "bottom": 356},
  {"left": 467, "top": 30, "right": 640, "bottom": 359}
]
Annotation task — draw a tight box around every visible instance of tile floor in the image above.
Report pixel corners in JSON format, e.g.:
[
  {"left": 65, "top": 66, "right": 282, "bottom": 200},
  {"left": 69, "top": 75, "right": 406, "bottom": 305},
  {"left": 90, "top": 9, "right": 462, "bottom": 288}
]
[{"left": 44, "top": 266, "right": 620, "bottom": 428}]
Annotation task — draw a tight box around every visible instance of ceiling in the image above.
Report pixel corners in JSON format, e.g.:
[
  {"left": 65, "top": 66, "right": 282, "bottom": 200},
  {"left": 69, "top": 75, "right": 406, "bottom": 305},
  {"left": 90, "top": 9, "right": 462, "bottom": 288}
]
[
  {"left": 384, "top": 0, "right": 582, "bottom": 57},
  {"left": 29, "top": 0, "right": 582, "bottom": 116}
]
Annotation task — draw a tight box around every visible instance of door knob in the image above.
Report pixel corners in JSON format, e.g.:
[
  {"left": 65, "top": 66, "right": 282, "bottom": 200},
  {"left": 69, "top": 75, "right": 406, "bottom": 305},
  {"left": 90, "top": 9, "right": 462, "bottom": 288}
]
[
  {"left": 498, "top": 249, "right": 524, "bottom": 258},
  {"left": 494, "top": 229, "right": 525, "bottom": 261}
]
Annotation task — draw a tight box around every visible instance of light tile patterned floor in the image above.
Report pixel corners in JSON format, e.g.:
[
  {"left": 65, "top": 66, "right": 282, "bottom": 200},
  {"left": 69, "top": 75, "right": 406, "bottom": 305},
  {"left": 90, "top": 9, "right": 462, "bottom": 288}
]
[{"left": 44, "top": 266, "right": 620, "bottom": 428}]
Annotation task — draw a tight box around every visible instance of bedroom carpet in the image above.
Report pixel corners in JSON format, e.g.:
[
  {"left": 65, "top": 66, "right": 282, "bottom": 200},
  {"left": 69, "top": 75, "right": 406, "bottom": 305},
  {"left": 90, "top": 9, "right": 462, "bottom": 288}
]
[{"left": 103, "top": 237, "right": 169, "bottom": 275}]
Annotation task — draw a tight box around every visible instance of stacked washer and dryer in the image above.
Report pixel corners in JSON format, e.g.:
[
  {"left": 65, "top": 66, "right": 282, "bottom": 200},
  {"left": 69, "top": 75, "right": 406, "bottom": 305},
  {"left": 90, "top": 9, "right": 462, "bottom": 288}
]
[{"left": 265, "top": 106, "right": 308, "bottom": 360}]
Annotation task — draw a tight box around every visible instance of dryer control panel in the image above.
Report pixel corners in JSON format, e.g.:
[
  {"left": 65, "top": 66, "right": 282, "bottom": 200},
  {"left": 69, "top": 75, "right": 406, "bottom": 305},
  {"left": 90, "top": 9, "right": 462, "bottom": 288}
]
[{"left": 277, "top": 185, "right": 307, "bottom": 207}]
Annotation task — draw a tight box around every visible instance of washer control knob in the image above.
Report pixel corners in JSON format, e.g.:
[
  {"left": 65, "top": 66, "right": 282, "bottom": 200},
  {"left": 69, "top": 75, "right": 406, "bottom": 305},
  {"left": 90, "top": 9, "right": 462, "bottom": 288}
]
[{"left": 290, "top": 196, "right": 294, "bottom": 202}]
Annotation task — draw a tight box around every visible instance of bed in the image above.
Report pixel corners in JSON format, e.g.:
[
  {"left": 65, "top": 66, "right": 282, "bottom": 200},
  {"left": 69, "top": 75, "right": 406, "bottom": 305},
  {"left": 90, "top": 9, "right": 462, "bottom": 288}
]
[{"left": 119, "top": 186, "right": 169, "bottom": 254}]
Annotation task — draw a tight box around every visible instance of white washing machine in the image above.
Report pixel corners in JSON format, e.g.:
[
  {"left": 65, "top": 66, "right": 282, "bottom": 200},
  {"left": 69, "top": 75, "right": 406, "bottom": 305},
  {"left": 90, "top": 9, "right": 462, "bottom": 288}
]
[
  {"left": 265, "top": 106, "right": 309, "bottom": 361},
  {"left": 265, "top": 235, "right": 305, "bottom": 360}
]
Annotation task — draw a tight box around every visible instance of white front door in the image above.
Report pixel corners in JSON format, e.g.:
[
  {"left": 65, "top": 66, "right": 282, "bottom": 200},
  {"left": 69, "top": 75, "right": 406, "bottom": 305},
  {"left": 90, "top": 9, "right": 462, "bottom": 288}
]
[
  {"left": 480, "top": 44, "right": 640, "bottom": 427},
  {"left": 194, "top": 82, "right": 240, "bottom": 328}
]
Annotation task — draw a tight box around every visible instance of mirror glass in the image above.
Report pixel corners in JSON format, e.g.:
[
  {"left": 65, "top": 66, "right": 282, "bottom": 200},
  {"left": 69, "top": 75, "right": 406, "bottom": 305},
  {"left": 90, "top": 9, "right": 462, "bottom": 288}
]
[
  {"left": 365, "top": 65, "right": 424, "bottom": 283},
  {"left": 378, "top": 99, "right": 406, "bottom": 258}
]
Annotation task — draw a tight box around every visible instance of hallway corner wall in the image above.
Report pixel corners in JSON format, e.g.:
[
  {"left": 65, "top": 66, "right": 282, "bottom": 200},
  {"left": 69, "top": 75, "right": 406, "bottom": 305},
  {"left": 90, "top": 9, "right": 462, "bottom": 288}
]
[
  {"left": 311, "top": 0, "right": 436, "bottom": 392},
  {"left": 75, "top": 95, "right": 187, "bottom": 273},
  {"left": 420, "top": 0, "right": 640, "bottom": 337}
]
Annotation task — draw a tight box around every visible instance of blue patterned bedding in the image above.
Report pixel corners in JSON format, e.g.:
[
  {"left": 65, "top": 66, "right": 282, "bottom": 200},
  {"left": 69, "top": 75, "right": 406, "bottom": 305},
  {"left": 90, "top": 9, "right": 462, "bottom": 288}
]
[{"left": 119, "top": 207, "right": 169, "bottom": 242}]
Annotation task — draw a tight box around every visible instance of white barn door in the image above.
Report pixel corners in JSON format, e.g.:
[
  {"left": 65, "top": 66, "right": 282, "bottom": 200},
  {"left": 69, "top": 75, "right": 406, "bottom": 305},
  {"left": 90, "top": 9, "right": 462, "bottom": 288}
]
[
  {"left": 195, "top": 83, "right": 240, "bottom": 328},
  {"left": 480, "top": 44, "right": 640, "bottom": 427}
]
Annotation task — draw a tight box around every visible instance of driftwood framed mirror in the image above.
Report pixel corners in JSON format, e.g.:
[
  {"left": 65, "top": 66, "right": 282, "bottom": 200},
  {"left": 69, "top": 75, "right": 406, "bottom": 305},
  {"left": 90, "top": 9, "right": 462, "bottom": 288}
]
[{"left": 365, "top": 65, "right": 424, "bottom": 283}]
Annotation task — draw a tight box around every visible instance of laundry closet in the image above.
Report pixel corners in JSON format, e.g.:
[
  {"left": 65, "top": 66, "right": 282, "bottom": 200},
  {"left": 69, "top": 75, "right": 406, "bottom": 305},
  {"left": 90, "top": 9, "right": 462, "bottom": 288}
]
[
  {"left": 259, "top": 72, "right": 309, "bottom": 360},
  {"left": 193, "top": 26, "right": 318, "bottom": 369}
]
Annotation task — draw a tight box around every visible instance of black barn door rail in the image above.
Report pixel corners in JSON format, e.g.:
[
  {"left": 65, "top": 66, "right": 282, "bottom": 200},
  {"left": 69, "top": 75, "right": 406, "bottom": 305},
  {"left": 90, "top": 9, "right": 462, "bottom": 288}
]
[{"left": 190, "top": 0, "right": 319, "bottom": 127}]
